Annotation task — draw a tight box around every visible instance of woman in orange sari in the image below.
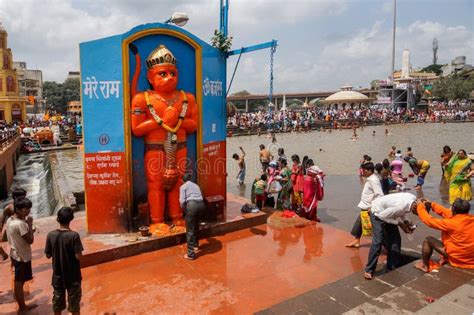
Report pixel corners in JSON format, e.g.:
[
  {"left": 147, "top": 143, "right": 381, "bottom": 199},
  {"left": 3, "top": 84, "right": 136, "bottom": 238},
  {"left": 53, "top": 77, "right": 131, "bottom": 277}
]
[{"left": 440, "top": 145, "right": 454, "bottom": 180}]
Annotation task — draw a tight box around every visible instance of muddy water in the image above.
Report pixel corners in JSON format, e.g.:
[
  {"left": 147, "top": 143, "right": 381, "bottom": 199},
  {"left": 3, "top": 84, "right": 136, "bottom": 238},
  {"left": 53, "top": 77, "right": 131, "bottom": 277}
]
[
  {"left": 6, "top": 123, "right": 472, "bottom": 217},
  {"left": 2, "top": 149, "right": 84, "bottom": 218},
  {"left": 226, "top": 123, "right": 474, "bottom": 197}
]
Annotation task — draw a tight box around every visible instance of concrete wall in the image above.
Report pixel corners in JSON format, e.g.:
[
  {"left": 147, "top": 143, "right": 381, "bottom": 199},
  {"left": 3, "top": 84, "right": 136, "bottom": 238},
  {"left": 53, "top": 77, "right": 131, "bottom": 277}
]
[{"left": 0, "top": 136, "right": 20, "bottom": 199}]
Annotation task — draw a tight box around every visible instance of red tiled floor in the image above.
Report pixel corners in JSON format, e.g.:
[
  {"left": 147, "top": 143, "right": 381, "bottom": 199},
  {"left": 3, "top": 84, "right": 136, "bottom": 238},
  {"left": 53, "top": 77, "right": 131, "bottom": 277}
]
[{"left": 0, "top": 222, "right": 370, "bottom": 314}]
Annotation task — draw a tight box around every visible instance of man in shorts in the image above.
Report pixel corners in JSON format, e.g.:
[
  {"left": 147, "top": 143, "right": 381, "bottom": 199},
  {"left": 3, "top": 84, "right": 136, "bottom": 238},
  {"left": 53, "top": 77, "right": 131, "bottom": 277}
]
[
  {"left": 232, "top": 146, "right": 246, "bottom": 185},
  {"left": 6, "top": 197, "right": 37, "bottom": 313},
  {"left": 45, "top": 207, "right": 84, "bottom": 315}
]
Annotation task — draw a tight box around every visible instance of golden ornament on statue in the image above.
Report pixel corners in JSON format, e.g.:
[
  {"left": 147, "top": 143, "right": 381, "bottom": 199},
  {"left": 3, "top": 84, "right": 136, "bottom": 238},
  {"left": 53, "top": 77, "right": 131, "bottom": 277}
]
[{"left": 146, "top": 45, "right": 177, "bottom": 69}]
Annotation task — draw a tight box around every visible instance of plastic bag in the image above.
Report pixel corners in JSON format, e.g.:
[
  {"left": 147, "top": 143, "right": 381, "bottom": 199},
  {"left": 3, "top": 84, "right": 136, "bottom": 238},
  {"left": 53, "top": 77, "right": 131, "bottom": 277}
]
[{"left": 360, "top": 210, "right": 372, "bottom": 236}]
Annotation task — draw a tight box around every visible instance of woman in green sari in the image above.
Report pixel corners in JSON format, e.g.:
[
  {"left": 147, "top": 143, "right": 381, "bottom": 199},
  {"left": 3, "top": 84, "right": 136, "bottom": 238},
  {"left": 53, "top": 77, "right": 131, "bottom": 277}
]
[
  {"left": 445, "top": 150, "right": 474, "bottom": 205},
  {"left": 277, "top": 159, "right": 293, "bottom": 210}
]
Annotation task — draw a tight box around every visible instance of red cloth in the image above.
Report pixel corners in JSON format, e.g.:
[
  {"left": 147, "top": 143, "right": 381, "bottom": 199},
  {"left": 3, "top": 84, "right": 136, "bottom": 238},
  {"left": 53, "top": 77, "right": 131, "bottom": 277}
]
[{"left": 282, "top": 210, "right": 296, "bottom": 218}]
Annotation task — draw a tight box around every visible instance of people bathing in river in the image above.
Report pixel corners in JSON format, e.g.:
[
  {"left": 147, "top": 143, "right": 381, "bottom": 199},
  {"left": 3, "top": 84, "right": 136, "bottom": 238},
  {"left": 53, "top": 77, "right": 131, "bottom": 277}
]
[
  {"left": 444, "top": 149, "right": 473, "bottom": 204},
  {"left": 233, "top": 146, "right": 246, "bottom": 185},
  {"left": 277, "top": 159, "right": 293, "bottom": 210},
  {"left": 413, "top": 198, "right": 474, "bottom": 272},
  {"left": 259, "top": 144, "right": 272, "bottom": 172},
  {"left": 440, "top": 145, "right": 454, "bottom": 177},
  {"left": 405, "top": 157, "right": 430, "bottom": 190},
  {"left": 391, "top": 153, "right": 407, "bottom": 191},
  {"left": 266, "top": 161, "right": 281, "bottom": 208},
  {"left": 347, "top": 162, "right": 384, "bottom": 249},
  {"left": 302, "top": 165, "right": 325, "bottom": 222},
  {"left": 405, "top": 147, "right": 414, "bottom": 158},
  {"left": 364, "top": 193, "right": 417, "bottom": 280},
  {"left": 290, "top": 155, "right": 304, "bottom": 210},
  {"left": 253, "top": 174, "right": 268, "bottom": 210},
  {"left": 277, "top": 147, "right": 287, "bottom": 162},
  {"left": 388, "top": 146, "right": 396, "bottom": 159}
]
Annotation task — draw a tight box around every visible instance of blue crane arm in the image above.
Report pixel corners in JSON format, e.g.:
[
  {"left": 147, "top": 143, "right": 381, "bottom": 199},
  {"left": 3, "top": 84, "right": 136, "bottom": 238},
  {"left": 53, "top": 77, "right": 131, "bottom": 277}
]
[{"left": 226, "top": 40, "right": 278, "bottom": 57}]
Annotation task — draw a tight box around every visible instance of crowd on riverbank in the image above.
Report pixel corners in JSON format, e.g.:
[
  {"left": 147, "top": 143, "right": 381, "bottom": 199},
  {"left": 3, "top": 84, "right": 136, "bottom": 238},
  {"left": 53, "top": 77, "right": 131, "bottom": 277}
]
[
  {"left": 0, "top": 116, "right": 82, "bottom": 148},
  {"left": 227, "top": 105, "right": 474, "bottom": 133},
  {"left": 231, "top": 141, "right": 474, "bottom": 280}
]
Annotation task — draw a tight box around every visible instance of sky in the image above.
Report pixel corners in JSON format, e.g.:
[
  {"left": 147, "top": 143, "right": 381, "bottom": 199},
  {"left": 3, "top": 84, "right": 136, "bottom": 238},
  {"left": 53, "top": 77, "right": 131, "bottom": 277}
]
[{"left": 0, "top": 0, "right": 472, "bottom": 94}]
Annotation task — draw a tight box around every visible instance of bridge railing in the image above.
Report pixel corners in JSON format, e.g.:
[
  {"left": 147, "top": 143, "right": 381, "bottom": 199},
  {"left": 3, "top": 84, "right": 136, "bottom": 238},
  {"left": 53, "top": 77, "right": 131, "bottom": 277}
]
[{"left": 0, "top": 129, "right": 19, "bottom": 151}]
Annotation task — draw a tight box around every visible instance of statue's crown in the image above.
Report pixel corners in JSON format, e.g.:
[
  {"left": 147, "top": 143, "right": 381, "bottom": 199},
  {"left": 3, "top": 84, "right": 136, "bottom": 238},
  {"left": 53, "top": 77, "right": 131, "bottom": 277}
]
[{"left": 146, "top": 45, "right": 177, "bottom": 69}]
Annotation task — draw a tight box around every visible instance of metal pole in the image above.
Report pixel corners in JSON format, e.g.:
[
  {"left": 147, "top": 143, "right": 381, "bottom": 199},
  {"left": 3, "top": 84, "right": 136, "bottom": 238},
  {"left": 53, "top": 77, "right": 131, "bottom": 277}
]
[{"left": 390, "top": 0, "right": 397, "bottom": 109}]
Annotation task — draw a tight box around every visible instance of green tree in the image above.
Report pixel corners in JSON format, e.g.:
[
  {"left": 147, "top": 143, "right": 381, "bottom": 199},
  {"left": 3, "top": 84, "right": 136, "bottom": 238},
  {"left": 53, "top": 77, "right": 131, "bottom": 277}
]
[
  {"left": 231, "top": 90, "right": 251, "bottom": 97},
  {"left": 421, "top": 64, "right": 443, "bottom": 76},
  {"left": 42, "top": 78, "right": 80, "bottom": 113},
  {"left": 62, "top": 78, "right": 80, "bottom": 104},
  {"left": 432, "top": 75, "right": 474, "bottom": 101},
  {"left": 370, "top": 80, "right": 379, "bottom": 90}
]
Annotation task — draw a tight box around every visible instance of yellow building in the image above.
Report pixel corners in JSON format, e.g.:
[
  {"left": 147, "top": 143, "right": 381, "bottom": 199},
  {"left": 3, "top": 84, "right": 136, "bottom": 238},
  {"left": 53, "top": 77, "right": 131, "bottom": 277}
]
[
  {"left": 66, "top": 100, "right": 82, "bottom": 115},
  {"left": 0, "top": 21, "right": 26, "bottom": 123}
]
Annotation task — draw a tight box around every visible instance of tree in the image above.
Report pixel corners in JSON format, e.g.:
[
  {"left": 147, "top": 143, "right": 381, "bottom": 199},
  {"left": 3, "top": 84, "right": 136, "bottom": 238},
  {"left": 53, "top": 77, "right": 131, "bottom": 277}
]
[
  {"left": 231, "top": 90, "right": 251, "bottom": 97},
  {"left": 370, "top": 80, "right": 379, "bottom": 90},
  {"left": 62, "top": 78, "right": 80, "bottom": 105},
  {"left": 432, "top": 74, "right": 474, "bottom": 101},
  {"left": 42, "top": 78, "right": 80, "bottom": 113},
  {"left": 421, "top": 64, "right": 443, "bottom": 76}
]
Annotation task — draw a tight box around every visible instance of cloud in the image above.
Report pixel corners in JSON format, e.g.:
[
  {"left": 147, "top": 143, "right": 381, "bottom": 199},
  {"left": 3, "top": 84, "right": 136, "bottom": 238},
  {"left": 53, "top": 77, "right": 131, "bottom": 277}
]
[
  {"left": 0, "top": 0, "right": 472, "bottom": 95},
  {"left": 233, "top": 18, "right": 473, "bottom": 93}
]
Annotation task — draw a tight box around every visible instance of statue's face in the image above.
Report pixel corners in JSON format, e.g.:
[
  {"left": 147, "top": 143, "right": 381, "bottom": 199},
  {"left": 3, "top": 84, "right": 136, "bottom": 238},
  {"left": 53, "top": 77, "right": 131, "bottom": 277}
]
[{"left": 147, "top": 65, "right": 178, "bottom": 93}]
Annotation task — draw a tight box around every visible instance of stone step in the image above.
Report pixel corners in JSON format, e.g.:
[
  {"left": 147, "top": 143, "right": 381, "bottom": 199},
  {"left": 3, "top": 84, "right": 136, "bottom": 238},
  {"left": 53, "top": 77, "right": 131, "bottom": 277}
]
[
  {"left": 257, "top": 262, "right": 474, "bottom": 315},
  {"left": 415, "top": 280, "right": 474, "bottom": 314}
]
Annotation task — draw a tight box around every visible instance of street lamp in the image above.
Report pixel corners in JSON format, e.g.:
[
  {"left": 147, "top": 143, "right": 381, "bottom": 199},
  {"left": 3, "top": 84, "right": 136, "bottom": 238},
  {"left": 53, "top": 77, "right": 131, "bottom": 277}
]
[{"left": 164, "top": 12, "right": 189, "bottom": 27}]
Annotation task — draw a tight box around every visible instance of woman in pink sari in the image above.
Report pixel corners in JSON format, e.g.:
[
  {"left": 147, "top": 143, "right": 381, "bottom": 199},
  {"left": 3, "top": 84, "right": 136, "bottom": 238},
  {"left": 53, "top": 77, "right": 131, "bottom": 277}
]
[{"left": 302, "top": 165, "right": 325, "bottom": 222}]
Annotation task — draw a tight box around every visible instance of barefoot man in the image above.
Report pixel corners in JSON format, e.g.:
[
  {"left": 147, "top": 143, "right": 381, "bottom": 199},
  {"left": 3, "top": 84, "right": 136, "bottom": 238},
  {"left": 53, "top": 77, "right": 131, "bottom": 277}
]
[
  {"left": 413, "top": 198, "right": 474, "bottom": 272},
  {"left": 259, "top": 144, "right": 273, "bottom": 172},
  {"left": 232, "top": 146, "right": 246, "bottom": 185},
  {"left": 364, "top": 192, "right": 417, "bottom": 280}
]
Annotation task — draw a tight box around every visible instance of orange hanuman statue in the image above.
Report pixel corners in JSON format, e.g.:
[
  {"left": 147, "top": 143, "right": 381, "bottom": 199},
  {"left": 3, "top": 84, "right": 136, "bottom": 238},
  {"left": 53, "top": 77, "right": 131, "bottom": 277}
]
[{"left": 131, "top": 45, "right": 198, "bottom": 224}]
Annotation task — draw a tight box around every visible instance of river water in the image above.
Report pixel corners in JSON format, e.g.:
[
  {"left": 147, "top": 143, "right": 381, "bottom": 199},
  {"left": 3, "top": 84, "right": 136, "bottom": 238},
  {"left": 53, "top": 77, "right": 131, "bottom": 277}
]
[
  {"left": 226, "top": 123, "right": 474, "bottom": 196},
  {"left": 4, "top": 123, "right": 473, "bottom": 218}
]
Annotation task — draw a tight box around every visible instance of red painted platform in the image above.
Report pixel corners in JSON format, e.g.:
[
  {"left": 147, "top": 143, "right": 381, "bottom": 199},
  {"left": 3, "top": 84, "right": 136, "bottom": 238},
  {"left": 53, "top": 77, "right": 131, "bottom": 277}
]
[{"left": 0, "top": 217, "right": 370, "bottom": 314}]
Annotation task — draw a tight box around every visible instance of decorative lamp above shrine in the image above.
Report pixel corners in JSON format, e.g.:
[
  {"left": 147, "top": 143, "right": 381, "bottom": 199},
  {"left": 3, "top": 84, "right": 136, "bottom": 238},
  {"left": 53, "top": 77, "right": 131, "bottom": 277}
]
[{"left": 164, "top": 12, "right": 189, "bottom": 27}]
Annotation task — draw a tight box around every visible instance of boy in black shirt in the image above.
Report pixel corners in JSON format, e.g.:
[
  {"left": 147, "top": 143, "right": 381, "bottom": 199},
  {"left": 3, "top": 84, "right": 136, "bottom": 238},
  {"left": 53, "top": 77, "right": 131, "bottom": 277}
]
[{"left": 45, "top": 207, "right": 84, "bottom": 315}]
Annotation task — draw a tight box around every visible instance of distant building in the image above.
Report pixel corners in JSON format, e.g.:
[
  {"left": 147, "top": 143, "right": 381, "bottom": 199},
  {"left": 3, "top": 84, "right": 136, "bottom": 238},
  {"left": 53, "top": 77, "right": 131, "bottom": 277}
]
[
  {"left": 13, "top": 61, "right": 43, "bottom": 113},
  {"left": 67, "top": 71, "right": 80, "bottom": 80},
  {"left": 441, "top": 56, "right": 473, "bottom": 77},
  {"left": 0, "top": 21, "right": 27, "bottom": 123},
  {"left": 66, "top": 100, "right": 81, "bottom": 115},
  {"left": 401, "top": 49, "right": 410, "bottom": 79}
]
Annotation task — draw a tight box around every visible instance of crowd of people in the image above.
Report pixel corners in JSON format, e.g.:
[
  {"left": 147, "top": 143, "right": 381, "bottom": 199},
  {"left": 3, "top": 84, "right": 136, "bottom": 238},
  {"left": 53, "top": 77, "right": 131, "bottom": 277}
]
[
  {"left": 227, "top": 104, "right": 473, "bottom": 133},
  {"left": 346, "top": 144, "right": 473, "bottom": 280},
  {"left": 0, "top": 115, "right": 83, "bottom": 148},
  {"left": 230, "top": 139, "right": 473, "bottom": 280},
  {"left": 233, "top": 144, "right": 325, "bottom": 222},
  {"left": 1, "top": 188, "right": 83, "bottom": 314}
]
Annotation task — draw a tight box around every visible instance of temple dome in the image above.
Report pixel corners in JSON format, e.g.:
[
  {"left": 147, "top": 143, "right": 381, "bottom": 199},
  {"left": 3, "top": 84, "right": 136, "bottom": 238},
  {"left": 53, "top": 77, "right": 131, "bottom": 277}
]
[{"left": 324, "top": 90, "right": 369, "bottom": 102}]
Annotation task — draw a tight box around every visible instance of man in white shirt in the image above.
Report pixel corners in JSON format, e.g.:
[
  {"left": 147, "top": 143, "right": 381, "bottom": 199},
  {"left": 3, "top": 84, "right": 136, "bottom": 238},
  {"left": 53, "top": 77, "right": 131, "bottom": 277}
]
[
  {"left": 179, "top": 174, "right": 205, "bottom": 260},
  {"left": 364, "top": 192, "right": 417, "bottom": 280},
  {"left": 347, "top": 162, "right": 384, "bottom": 248}
]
